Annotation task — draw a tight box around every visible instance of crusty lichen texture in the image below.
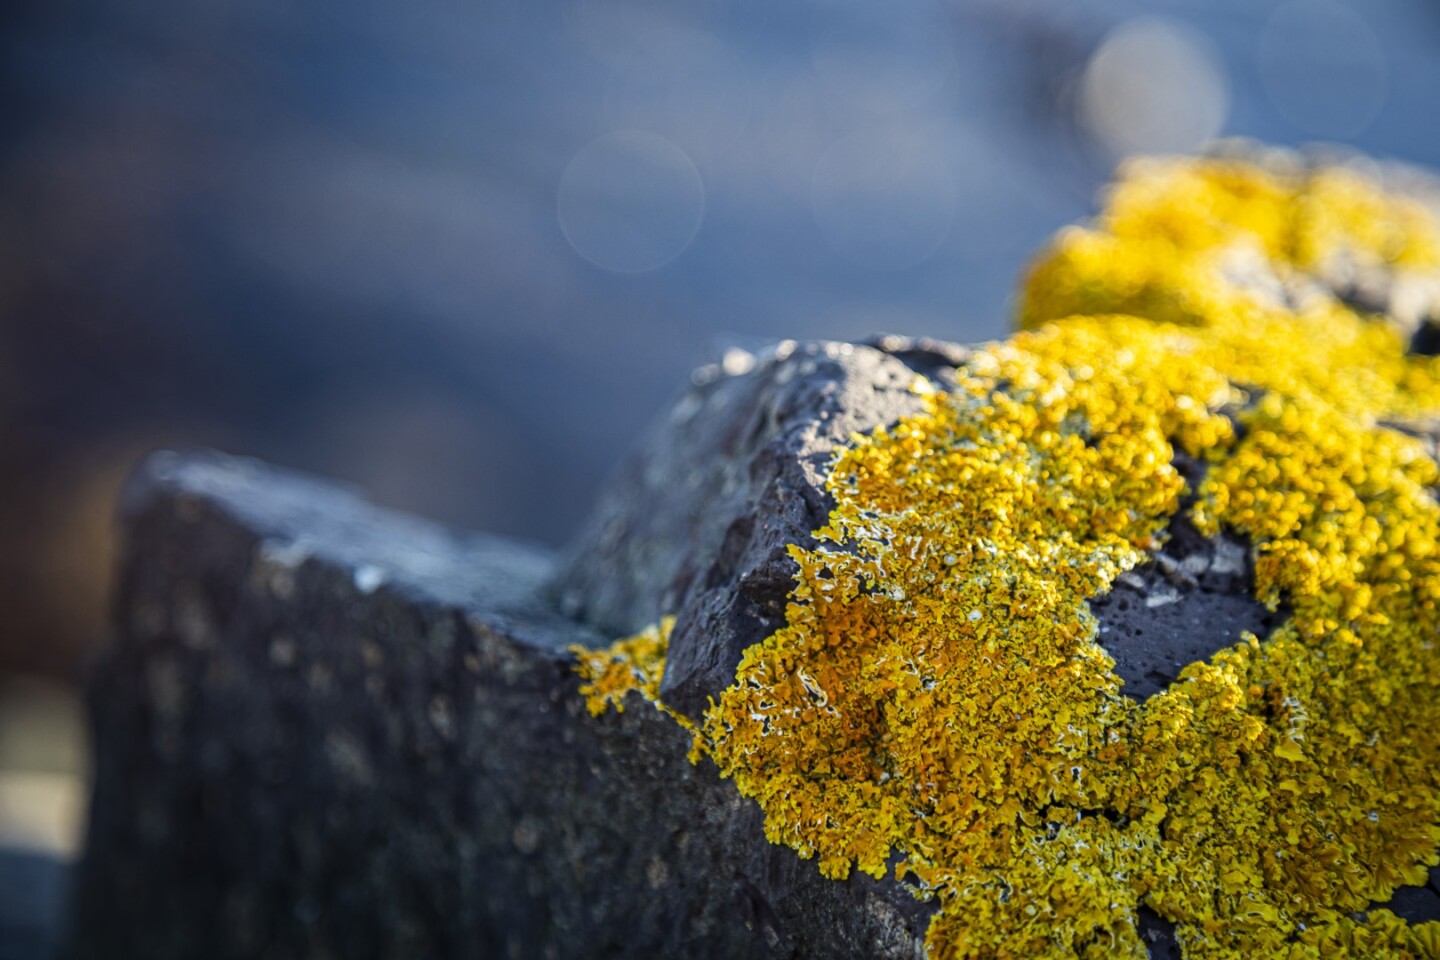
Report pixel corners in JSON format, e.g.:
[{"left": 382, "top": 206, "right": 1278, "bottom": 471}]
[
  {"left": 571, "top": 156, "right": 1440, "bottom": 959},
  {"left": 574, "top": 617, "right": 673, "bottom": 718}
]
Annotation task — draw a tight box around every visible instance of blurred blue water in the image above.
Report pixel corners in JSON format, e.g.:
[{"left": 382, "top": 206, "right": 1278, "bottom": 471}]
[{"left": 3, "top": 0, "right": 1440, "bottom": 555}]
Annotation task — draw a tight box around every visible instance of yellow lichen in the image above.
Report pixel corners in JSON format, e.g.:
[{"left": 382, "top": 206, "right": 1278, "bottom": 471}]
[
  {"left": 1021, "top": 158, "right": 1440, "bottom": 337},
  {"left": 573, "top": 156, "right": 1440, "bottom": 959},
  {"left": 572, "top": 616, "right": 672, "bottom": 717}
]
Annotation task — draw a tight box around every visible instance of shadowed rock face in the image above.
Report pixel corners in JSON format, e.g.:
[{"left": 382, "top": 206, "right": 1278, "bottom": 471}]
[{"left": 68, "top": 450, "right": 933, "bottom": 960}]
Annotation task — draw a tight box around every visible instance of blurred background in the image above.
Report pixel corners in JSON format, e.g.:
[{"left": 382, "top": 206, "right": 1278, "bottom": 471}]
[{"left": 2, "top": 0, "right": 1439, "bottom": 951}]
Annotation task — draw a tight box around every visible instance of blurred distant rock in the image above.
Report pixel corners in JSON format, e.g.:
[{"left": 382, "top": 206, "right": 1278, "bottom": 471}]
[{"left": 0, "top": 848, "right": 66, "bottom": 960}]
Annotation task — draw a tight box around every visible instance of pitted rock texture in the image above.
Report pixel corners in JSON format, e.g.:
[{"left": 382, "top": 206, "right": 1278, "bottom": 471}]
[
  {"left": 1089, "top": 450, "right": 1288, "bottom": 701},
  {"left": 555, "top": 334, "right": 1291, "bottom": 720},
  {"left": 68, "top": 450, "right": 933, "bottom": 960},
  {"left": 553, "top": 335, "right": 968, "bottom": 719}
]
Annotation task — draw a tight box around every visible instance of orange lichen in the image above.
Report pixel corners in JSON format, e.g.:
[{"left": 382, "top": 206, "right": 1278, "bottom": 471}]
[{"left": 573, "top": 156, "right": 1440, "bottom": 959}]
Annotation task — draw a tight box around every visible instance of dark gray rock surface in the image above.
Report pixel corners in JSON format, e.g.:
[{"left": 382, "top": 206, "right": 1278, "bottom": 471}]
[
  {"left": 551, "top": 334, "right": 1283, "bottom": 711},
  {"left": 553, "top": 335, "right": 968, "bottom": 720},
  {"left": 1090, "top": 451, "right": 1288, "bottom": 702},
  {"left": 67, "top": 450, "right": 932, "bottom": 960},
  {"left": 70, "top": 333, "right": 1440, "bottom": 958}
]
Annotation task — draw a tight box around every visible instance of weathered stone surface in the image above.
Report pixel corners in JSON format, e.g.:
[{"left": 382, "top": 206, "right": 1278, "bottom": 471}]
[
  {"left": 553, "top": 335, "right": 968, "bottom": 719},
  {"left": 1090, "top": 451, "right": 1287, "bottom": 701},
  {"left": 552, "top": 334, "right": 1284, "bottom": 712},
  {"left": 67, "top": 450, "right": 933, "bottom": 960},
  {"left": 547, "top": 329, "right": 1440, "bottom": 945},
  {"left": 70, "top": 368, "right": 1440, "bottom": 959}
]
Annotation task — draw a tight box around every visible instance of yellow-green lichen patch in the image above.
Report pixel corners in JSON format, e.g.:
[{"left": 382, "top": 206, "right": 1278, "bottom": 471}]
[
  {"left": 573, "top": 616, "right": 672, "bottom": 717},
  {"left": 573, "top": 156, "right": 1440, "bottom": 959},
  {"left": 1020, "top": 157, "right": 1440, "bottom": 340}
]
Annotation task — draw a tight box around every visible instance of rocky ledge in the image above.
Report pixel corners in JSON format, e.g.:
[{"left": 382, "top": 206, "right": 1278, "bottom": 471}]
[
  {"left": 67, "top": 447, "right": 933, "bottom": 960},
  {"left": 69, "top": 151, "right": 1440, "bottom": 959}
]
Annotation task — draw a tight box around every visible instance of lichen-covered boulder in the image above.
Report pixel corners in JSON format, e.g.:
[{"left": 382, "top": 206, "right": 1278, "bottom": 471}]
[
  {"left": 553, "top": 334, "right": 968, "bottom": 719},
  {"left": 571, "top": 153, "right": 1440, "bottom": 959},
  {"left": 72, "top": 149, "right": 1440, "bottom": 960}
]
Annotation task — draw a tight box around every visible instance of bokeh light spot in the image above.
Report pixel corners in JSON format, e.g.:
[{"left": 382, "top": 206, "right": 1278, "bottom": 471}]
[
  {"left": 1079, "top": 17, "right": 1229, "bottom": 157},
  {"left": 557, "top": 131, "right": 706, "bottom": 274}
]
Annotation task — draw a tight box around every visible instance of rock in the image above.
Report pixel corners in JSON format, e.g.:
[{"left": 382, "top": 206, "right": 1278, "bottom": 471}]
[
  {"left": 69, "top": 151, "right": 1440, "bottom": 959},
  {"left": 553, "top": 335, "right": 968, "bottom": 720},
  {"left": 552, "top": 333, "right": 1283, "bottom": 712},
  {"left": 66, "top": 450, "right": 932, "bottom": 960},
  {"left": 67, "top": 402, "right": 1440, "bottom": 959}
]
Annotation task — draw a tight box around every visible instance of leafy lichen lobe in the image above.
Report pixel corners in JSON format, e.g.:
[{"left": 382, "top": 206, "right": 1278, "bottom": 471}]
[{"left": 573, "top": 157, "right": 1440, "bottom": 959}]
